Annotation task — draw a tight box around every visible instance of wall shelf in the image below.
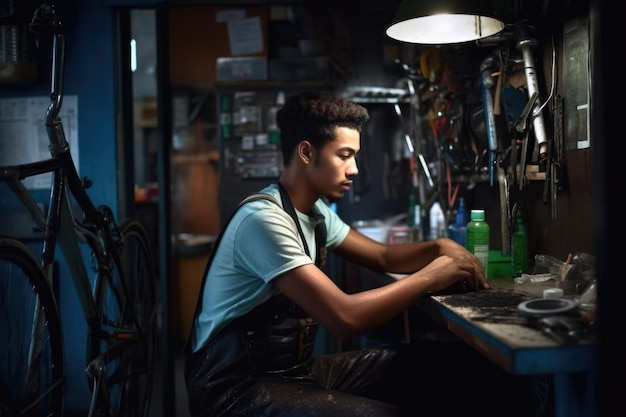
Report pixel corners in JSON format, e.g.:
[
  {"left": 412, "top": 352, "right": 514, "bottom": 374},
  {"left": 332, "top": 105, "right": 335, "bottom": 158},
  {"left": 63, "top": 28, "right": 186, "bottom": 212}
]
[{"left": 451, "top": 164, "right": 546, "bottom": 184}]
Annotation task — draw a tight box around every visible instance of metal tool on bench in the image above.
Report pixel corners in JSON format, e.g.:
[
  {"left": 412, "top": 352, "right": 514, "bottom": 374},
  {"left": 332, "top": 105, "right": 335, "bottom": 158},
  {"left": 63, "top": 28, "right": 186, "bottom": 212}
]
[
  {"left": 536, "top": 315, "right": 590, "bottom": 345},
  {"left": 472, "top": 311, "right": 590, "bottom": 345}
]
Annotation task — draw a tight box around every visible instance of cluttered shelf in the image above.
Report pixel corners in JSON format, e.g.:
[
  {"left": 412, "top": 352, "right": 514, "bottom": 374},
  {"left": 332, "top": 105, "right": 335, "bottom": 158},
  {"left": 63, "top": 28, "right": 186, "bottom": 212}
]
[
  {"left": 451, "top": 163, "right": 546, "bottom": 184},
  {"left": 215, "top": 80, "right": 334, "bottom": 90}
]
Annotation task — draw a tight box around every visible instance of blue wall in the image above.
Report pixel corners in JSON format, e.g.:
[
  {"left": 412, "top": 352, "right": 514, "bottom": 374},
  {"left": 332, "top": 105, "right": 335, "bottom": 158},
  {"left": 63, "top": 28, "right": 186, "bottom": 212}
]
[{"left": 0, "top": 1, "right": 118, "bottom": 411}]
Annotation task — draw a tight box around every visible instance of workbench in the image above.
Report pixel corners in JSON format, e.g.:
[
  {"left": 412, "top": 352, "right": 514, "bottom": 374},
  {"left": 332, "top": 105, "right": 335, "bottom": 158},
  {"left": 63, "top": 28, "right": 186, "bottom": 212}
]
[{"left": 387, "top": 274, "right": 598, "bottom": 417}]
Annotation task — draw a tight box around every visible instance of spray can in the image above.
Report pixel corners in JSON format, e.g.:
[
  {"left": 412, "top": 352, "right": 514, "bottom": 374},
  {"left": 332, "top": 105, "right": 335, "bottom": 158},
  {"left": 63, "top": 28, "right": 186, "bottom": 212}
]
[{"left": 466, "top": 209, "right": 490, "bottom": 277}]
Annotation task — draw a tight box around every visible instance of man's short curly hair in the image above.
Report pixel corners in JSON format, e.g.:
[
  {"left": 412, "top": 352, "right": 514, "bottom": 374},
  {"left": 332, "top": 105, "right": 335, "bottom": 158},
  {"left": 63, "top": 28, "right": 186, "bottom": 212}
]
[{"left": 276, "top": 90, "right": 369, "bottom": 166}]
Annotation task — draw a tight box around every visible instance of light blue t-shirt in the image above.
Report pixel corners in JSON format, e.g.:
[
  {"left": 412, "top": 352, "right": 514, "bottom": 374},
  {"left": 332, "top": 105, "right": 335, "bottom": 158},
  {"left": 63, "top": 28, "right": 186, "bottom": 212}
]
[{"left": 190, "top": 183, "right": 350, "bottom": 352}]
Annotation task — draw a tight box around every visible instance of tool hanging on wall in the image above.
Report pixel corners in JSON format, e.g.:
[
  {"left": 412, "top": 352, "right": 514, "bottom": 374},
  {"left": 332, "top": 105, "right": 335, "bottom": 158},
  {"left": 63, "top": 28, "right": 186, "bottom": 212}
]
[
  {"left": 479, "top": 51, "right": 499, "bottom": 187},
  {"left": 514, "top": 91, "right": 538, "bottom": 191},
  {"left": 538, "top": 36, "right": 560, "bottom": 220},
  {"left": 515, "top": 27, "right": 549, "bottom": 163},
  {"left": 393, "top": 103, "right": 434, "bottom": 189},
  {"left": 550, "top": 95, "right": 565, "bottom": 219},
  {"left": 497, "top": 159, "right": 511, "bottom": 254}
]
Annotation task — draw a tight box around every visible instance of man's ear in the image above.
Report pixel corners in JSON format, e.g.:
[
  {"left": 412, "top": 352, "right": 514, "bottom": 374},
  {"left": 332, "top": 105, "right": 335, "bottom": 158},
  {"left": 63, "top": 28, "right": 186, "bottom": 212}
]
[{"left": 298, "top": 141, "right": 313, "bottom": 163}]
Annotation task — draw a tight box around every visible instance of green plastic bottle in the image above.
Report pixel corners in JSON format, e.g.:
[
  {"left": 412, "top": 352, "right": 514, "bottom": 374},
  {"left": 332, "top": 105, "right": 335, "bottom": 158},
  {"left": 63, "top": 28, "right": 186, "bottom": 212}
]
[
  {"left": 511, "top": 214, "right": 529, "bottom": 277},
  {"left": 466, "top": 209, "right": 490, "bottom": 277}
]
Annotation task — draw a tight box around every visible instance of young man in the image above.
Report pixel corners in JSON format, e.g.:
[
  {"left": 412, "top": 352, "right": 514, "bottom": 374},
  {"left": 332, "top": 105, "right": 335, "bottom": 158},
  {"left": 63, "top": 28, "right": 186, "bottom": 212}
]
[{"left": 184, "top": 91, "right": 533, "bottom": 417}]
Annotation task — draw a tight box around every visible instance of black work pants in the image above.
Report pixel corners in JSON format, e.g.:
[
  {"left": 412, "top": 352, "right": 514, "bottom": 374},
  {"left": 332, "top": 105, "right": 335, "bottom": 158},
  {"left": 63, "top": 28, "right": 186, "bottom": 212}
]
[{"left": 185, "top": 327, "right": 539, "bottom": 417}]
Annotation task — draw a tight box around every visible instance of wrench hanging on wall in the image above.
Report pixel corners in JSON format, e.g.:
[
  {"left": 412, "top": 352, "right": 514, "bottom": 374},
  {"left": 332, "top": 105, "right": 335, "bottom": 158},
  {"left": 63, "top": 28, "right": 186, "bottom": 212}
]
[{"left": 480, "top": 50, "right": 500, "bottom": 187}]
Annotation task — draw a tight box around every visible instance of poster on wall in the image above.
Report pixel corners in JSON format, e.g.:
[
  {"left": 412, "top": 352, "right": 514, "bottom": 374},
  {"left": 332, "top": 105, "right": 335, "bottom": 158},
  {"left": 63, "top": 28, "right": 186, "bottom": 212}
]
[{"left": 0, "top": 95, "right": 78, "bottom": 189}]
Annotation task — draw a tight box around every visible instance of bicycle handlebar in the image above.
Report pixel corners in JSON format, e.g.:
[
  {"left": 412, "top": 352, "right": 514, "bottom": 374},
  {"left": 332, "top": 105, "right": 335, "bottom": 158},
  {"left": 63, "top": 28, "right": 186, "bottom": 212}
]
[{"left": 29, "top": 3, "right": 64, "bottom": 35}]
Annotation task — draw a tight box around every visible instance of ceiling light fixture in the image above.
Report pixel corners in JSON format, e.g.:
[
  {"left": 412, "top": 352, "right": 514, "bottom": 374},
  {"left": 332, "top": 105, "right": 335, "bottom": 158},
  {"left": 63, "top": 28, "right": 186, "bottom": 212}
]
[{"left": 386, "top": 0, "right": 505, "bottom": 44}]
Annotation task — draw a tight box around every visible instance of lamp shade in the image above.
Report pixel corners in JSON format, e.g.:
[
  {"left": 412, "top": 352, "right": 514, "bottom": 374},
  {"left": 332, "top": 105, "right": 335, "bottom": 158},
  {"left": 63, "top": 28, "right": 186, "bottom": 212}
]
[{"left": 386, "top": 0, "right": 505, "bottom": 44}]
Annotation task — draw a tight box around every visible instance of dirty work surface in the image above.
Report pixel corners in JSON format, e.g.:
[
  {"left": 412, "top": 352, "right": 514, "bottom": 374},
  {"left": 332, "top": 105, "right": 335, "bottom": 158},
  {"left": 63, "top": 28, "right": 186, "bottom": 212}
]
[{"left": 433, "top": 287, "right": 531, "bottom": 316}]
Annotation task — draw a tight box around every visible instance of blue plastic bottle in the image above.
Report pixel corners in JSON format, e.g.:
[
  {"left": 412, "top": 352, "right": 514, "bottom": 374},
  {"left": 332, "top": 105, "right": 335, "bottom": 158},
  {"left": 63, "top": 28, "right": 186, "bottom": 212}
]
[{"left": 447, "top": 198, "right": 468, "bottom": 247}]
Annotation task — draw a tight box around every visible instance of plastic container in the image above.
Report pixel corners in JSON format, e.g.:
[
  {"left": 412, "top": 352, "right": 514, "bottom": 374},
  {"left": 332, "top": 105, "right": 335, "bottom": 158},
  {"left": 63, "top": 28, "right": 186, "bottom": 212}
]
[
  {"left": 488, "top": 250, "right": 511, "bottom": 278},
  {"left": 511, "top": 214, "right": 529, "bottom": 277},
  {"left": 466, "top": 209, "right": 490, "bottom": 277},
  {"left": 387, "top": 225, "right": 413, "bottom": 244},
  {"left": 353, "top": 220, "right": 389, "bottom": 243},
  {"left": 447, "top": 197, "right": 468, "bottom": 246},
  {"left": 543, "top": 288, "right": 564, "bottom": 298}
]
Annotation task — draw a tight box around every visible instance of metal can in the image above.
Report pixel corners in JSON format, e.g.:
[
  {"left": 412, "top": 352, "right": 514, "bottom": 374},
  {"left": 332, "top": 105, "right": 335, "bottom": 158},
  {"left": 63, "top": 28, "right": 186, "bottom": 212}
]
[{"left": 387, "top": 226, "right": 414, "bottom": 244}]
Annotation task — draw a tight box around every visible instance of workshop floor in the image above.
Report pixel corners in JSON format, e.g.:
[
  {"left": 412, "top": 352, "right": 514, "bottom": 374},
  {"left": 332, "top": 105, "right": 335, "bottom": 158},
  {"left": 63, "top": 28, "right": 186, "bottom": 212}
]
[
  {"left": 147, "top": 310, "right": 431, "bottom": 417},
  {"left": 148, "top": 308, "right": 549, "bottom": 417},
  {"left": 150, "top": 346, "right": 190, "bottom": 417}
]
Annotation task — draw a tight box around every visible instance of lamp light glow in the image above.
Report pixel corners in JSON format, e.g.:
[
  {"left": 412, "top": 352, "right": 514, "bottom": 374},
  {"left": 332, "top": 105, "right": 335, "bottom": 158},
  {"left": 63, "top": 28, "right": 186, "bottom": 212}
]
[{"left": 386, "top": 0, "right": 505, "bottom": 44}]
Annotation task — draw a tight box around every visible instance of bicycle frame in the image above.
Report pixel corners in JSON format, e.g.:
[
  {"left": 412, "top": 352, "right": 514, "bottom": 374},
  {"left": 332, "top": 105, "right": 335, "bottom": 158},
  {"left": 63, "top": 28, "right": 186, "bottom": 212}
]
[
  {"left": 1, "top": 4, "right": 146, "bottom": 415},
  {"left": 1, "top": 143, "right": 115, "bottom": 325},
  {"left": 0, "top": 6, "right": 112, "bottom": 326}
]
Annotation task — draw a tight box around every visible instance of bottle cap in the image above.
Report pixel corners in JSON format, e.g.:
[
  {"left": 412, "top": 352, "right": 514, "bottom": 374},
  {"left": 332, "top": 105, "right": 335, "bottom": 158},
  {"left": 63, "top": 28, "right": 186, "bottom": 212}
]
[
  {"left": 470, "top": 209, "right": 485, "bottom": 221},
  {"left": 543, "top": 288, "right": 564, "bottom": 298}
]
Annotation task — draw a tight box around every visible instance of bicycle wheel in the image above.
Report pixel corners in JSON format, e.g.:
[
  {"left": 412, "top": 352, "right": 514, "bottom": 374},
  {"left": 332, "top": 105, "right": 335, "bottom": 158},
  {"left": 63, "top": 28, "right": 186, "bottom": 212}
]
[
  {"left": 0, "top": 237, "right": 64, "bottom": 417},
  {"left": 87, "top": 220, "right": 158, "bottom": 417}
]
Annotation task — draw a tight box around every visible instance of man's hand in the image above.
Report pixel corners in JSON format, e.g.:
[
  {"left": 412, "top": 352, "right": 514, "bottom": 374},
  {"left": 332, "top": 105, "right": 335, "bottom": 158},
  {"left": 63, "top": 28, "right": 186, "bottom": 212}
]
[{"left": 435, "top": 238, "right": 489, "bottom": 290}]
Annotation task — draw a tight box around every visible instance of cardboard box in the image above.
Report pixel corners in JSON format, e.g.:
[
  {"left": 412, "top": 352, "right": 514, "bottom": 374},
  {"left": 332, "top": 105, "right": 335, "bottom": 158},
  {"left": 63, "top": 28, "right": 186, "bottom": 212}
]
[
  {"left": 217, "top": 57, "right": 268, "bottom": 81},
  {"left": 269, "top": 57, "right": 328, "bottom": 81}
]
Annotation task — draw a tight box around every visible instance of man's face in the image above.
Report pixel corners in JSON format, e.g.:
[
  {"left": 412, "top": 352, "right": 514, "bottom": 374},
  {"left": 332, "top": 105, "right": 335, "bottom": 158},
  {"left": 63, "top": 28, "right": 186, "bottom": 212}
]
[{"left": 308, "top": 126, "right": 360, "bottom": 202}]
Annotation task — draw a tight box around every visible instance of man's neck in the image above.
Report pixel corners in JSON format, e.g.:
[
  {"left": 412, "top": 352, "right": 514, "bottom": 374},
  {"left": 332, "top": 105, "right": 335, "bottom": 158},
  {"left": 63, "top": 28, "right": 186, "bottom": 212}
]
[{"left": 277, "top": 175, "right": 317, "bottom": 213}]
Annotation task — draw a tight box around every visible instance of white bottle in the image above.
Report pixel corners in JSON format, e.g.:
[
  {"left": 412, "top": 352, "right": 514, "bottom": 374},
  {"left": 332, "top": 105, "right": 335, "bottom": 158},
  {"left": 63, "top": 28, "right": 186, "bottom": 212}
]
[{"left": 429, "top": 202, "right": 445, "bottom": 240}]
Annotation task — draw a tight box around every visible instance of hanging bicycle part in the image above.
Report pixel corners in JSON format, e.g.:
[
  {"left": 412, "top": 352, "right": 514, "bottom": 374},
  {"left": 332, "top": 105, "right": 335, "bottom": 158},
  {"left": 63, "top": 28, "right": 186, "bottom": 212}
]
[
  {"left": 514, "top": 91, "right": 538, "bottom": 191},
  {"left": 515, "top": 29, "right": 549, "bottom": 162},
  {"left": 393, "top": 102, "right": 434, "bottom": 189},
  {"left": 480, "top": 50, "right": 500, "bottom": 187}
]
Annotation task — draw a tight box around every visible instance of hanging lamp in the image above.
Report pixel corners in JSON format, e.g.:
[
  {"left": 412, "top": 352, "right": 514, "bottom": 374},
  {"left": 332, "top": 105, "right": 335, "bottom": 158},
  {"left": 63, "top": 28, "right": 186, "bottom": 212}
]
[{"left": 386, "top": 0, "right": 505, "bottom": 44}]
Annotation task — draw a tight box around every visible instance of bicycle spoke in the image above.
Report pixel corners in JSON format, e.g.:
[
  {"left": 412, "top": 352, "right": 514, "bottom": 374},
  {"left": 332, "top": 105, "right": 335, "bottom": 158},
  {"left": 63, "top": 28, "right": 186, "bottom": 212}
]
[
  {"left": 0, "top": 238, "right": 64, "bottom": 417},
  {"left": 87, "top": 221, "right": 158, "bottom": 417}
]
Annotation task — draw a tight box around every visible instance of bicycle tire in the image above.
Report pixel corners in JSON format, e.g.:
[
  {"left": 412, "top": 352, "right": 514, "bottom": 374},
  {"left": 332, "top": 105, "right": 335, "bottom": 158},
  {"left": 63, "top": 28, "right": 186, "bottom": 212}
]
[
  {"left": 86, "top": 220, "right": 158, "bottom": 417},
  {"left": 0, "top": 237, "right": 65, "bottom": 417}
]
